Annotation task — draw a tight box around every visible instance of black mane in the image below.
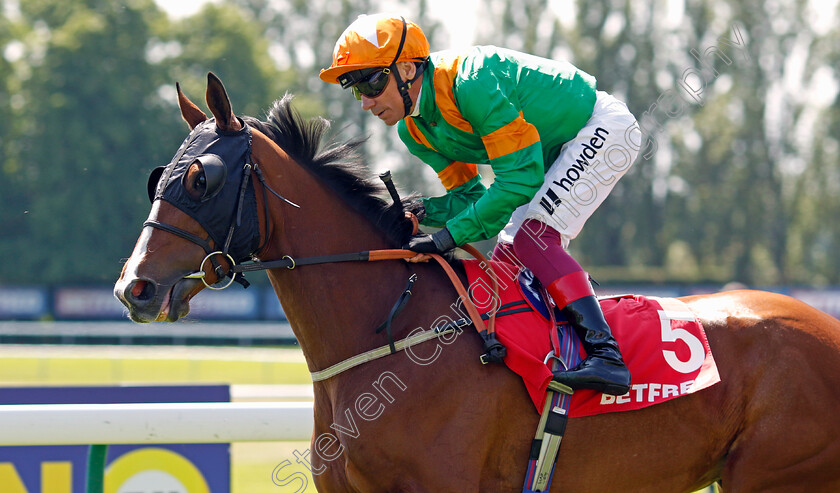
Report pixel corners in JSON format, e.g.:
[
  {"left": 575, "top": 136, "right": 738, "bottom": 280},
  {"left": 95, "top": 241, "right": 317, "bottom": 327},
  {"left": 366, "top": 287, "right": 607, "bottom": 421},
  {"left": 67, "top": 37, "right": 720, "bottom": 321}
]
[{"left": 242, "top": 95, "right": 423, "bottom": 247}]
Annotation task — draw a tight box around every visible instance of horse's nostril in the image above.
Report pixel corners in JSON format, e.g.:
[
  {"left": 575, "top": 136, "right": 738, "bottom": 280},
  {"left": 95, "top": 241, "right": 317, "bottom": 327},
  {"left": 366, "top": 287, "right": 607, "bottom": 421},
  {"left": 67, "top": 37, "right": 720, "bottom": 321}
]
[{"left": 130, "top": 280, "right": 156, "bottom": 302}]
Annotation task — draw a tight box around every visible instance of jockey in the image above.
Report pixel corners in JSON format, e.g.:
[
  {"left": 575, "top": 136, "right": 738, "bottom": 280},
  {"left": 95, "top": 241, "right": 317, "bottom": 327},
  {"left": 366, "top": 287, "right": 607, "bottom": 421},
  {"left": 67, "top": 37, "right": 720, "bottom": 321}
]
[{"left": 320, "top": 13, "right": 639, "bottom": 396}]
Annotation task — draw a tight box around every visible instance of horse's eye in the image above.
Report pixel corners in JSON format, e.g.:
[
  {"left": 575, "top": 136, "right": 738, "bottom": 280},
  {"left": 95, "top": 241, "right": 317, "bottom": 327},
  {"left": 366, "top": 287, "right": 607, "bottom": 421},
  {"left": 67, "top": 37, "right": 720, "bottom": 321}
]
[
  {"left": 196, "top": 173, "right": 207, "bottom": 191},
  {"left": 185, "top": 154, "right": 226, "bottom": 202}
]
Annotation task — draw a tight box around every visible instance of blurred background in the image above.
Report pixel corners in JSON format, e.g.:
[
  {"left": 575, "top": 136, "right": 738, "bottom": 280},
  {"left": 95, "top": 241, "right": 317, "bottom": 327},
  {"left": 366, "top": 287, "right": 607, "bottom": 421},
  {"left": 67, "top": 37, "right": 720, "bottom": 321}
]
[
  {"left": 1, "top": 0, "right": 836, "bottom": 491},
  {"left": 2, "top": 0, "right": 840, "bottom": 327}
]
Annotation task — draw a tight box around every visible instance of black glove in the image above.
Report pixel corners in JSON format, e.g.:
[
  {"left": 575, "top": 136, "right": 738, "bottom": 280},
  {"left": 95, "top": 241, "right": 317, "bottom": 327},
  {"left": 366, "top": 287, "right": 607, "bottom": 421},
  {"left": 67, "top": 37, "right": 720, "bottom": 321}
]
[{"left": 403, "top": 228, "right": 457, "bottom": 254}]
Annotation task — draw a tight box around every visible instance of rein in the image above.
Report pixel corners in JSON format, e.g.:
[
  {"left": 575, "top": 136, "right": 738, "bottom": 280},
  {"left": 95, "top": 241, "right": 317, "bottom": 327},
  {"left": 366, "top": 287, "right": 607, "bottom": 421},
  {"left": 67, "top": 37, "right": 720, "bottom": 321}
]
[
  {"left": 232, "top": 248, "right": 418, "bottom": 272},
  {"left": 300, "top": 246, "right": 501, "bottom": 382},
  {"left": 145, "top": 152, "right": 298, "bottom": 291},
  {"left": 146, "top": 122, "right": 503, "bottom": 379},
  {"left": 232, "top": 241, "right": 504, "bottom": 380}
]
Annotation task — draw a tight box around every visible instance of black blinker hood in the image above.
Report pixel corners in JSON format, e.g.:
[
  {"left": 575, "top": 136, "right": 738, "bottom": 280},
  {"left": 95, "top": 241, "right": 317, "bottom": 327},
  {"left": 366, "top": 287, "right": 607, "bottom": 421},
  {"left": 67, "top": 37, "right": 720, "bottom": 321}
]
[{"left": 149, "top": 119, "right": 259, "bottom": 262}]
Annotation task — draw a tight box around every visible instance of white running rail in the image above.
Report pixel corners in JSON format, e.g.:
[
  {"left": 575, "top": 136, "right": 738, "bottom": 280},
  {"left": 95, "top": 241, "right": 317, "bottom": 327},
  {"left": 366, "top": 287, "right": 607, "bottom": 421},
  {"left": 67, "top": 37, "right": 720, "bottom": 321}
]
[{"left": 0, "top": 402, "right": 314, "bottom": 445}]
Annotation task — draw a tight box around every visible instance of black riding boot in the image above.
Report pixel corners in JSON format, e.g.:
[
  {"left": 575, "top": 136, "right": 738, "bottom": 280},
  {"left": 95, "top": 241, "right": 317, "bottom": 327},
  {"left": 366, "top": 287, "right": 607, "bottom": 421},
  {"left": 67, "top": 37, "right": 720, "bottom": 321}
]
[{"left": 546, "top": 273, "right": 631, "bottom": 396}]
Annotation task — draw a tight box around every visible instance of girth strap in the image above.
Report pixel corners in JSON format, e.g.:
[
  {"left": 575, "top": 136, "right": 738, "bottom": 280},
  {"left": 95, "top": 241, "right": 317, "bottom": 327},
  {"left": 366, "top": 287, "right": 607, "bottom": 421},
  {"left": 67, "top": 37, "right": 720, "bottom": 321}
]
[
  {"left": 432, "top": 301, "right": 533, "bottom": 333},
  {"left": 307, "top": 248, "right": 500, "bottom": 381},
  {"left": 523, "top": 301, "right": 576, "bottom": 492},
  {"left": 425, "top": 246, "right": 506, "bottom": 364}
]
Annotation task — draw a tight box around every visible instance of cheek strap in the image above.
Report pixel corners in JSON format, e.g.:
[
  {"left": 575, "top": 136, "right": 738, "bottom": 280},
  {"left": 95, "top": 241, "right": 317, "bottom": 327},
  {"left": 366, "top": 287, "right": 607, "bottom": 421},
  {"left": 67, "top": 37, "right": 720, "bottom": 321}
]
[{"left": 392, "top": 62, "right": 426, "bottom": 118}]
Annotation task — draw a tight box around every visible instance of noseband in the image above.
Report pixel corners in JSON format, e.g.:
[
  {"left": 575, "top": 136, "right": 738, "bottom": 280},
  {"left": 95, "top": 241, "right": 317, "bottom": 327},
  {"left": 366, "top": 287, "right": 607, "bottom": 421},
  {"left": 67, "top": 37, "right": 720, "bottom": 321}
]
[
  {"left": 144, "top": 121, "right": 419, "bottom": 292},
  {"left": 143, "top": 119, "right": 508, "bottom": 375},
  {"left": 144, "top": 162, "right": 254, "bottom": 290},
  {"left": 145, "top": 121, "right": 298, "bottom": 289},
  {"left": 145, "top": 163, "right": 255, "bottom": 289}
]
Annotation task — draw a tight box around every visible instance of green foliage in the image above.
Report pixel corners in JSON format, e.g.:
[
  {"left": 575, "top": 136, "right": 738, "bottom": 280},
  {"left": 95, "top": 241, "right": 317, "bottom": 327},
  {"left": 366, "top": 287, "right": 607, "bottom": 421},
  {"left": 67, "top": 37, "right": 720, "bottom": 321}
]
[
  {"left": 0, "top": 0, "right": 838, "bottom": 287},
  {"left": 163, "top": 3, "right": 300, "bottom": 118},
  {"left": 3, "top": 0, "right": 172, "bottom": 283}
]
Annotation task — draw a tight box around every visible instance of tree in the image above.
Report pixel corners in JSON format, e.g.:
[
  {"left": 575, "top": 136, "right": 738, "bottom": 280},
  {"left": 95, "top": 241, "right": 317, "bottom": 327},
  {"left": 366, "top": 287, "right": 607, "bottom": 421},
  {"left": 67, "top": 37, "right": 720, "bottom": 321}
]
[
  {"left": 473, "top": 0, "right": 669, "bottom": 273},
  {"left": 784, "top": 7, "right": 840, "bottom": 284},
  {"left": 228, "top": 0, "right": 446, "bottom": 191},
  {"left": 3, "top": 0, "right": 838, "bottom": 288},
  {"left": 7, "top": 0, "right": 181, "bottom": 283},
  {"left": 468, "top": 0, "right": 840, "bottom": 287},
  {"left": 663, "top": 0, "right": 828, "bottom": 285},
  {"left": 0, "top": 0, "right": 339, "bottom": 285},
  {"left": 161, "top": 2, "right": 315, "bottom": 120},
  {"left": 0, "top": 2, "right": 29, "bottom": 283}
]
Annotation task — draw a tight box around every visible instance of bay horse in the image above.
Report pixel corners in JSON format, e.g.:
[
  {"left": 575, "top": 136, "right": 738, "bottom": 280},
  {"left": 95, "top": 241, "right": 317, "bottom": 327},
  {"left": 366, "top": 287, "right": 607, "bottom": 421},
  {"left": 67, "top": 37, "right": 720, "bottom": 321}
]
[{"left": 115, "top": 73, "right": 840, "bottom": 492}]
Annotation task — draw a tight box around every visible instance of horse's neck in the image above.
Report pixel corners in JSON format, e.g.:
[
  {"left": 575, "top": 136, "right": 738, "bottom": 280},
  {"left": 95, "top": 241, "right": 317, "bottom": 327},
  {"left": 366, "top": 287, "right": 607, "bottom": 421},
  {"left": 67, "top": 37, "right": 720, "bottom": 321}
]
[
  {"left": 253, "top": 143, "right": 409, "bottom": 372},
  {"left": 266, "top": 259, "right": 406, "bottom": 374}
]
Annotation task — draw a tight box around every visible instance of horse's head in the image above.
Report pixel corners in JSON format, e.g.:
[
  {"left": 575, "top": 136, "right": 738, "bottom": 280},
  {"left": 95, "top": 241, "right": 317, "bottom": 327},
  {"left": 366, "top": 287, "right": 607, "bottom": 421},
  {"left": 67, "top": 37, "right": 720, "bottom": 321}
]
[{"left": 115, "top": 73, "right": 262, "bottom": 322}]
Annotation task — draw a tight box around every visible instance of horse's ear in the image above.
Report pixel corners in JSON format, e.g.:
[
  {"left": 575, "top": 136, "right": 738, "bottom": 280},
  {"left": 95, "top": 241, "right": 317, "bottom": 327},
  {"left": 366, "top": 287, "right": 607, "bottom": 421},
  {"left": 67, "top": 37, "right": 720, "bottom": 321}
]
[
  {"left": 205, "top": 72, "right": 241, "bottom": 131},
  {"left": 176, "top": 82, "right": 207, "bottom": 130}
]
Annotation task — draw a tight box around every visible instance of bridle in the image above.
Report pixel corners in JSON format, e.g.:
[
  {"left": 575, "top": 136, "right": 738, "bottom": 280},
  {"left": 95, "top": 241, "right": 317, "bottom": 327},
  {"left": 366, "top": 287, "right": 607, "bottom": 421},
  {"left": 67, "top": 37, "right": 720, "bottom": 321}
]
[
  {"left": 145, "top": 122, "right": 416, "bottom": 291},
  {"left": 144, "top": 121, "right": 507, "bottom": 375},
  {"left": 145, "top": 122, "right": 299, "bottom": 290}
]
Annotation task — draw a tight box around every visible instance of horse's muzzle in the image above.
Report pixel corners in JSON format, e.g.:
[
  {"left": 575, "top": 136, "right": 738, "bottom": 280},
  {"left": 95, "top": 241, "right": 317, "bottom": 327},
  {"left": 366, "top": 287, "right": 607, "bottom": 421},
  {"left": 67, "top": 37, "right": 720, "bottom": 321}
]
[{"left": 114, "top": 276, "right": 200, "bottom": 323}]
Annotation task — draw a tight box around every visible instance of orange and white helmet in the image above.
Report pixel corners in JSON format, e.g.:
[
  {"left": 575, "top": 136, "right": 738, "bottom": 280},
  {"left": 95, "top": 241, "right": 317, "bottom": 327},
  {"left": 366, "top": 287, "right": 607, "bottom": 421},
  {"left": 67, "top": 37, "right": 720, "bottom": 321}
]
[{"left": 320, "top": 14, "right": 430, "bottom": 85}]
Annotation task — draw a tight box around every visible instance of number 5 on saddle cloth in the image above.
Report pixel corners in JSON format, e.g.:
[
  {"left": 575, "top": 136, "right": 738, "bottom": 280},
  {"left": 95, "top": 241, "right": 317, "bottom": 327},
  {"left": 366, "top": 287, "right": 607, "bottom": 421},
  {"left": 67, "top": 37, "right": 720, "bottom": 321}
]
[{"left": 457, "top": 260, "right": 719, "bottom": 492}]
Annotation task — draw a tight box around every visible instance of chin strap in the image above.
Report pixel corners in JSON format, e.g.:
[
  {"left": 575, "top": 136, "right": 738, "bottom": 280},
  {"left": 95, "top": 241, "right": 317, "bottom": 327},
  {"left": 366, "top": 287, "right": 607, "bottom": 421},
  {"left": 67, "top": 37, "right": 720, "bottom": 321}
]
[
  {"left": 388, "top": 16, "right": 427, "bottom": 118},
  {"left": 391, "top": 61, "right": 425, "bottom": 118}
]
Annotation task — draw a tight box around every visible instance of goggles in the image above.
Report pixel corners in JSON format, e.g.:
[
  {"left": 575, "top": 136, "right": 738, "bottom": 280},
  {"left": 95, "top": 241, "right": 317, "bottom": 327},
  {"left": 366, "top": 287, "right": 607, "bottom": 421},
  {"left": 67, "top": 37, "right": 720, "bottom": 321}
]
[{"left": 340, "top": 68, "right": 392, "bottom": 100}]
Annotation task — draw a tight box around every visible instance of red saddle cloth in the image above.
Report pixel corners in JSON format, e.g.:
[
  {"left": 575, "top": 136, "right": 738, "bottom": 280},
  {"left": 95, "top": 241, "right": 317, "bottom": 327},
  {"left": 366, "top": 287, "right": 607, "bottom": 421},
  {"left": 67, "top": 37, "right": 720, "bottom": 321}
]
[{"left": 462, "top": 260, "right": 721, "bottom": 417}]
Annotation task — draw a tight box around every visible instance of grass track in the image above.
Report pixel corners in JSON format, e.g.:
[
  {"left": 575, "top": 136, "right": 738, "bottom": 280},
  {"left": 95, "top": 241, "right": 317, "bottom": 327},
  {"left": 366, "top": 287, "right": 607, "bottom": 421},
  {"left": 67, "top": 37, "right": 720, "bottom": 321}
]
[
  {"left": 0, "top": 344, "right": 311, "bottom": 385},
  {"left": 0, "top": 344, "right": 716, "bottom": 492},
  {"left": 0, "top": 344, "right": 315, "bottom": 492}
]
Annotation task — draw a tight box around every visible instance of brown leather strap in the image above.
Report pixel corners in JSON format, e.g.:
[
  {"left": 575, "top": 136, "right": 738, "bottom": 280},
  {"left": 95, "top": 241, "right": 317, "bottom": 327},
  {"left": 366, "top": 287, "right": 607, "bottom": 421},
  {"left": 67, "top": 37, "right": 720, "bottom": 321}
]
[
  {"left": 405, "top": 211, "right": 420, "bottom": 235},
  {"left": 241, "top": 242, "right": 500, "bottom": 338},
  {"left": 365, "top": 246, "right": 499, "bottom": 337},
  {"left": 427, "top": 253, "right": 489, "bottom": 336},
  {"left": 304, "top": 245, "right": 503, "bottom": 380},
  {"left": 459, "top": 244, "right": 499, "bottom": 335},
  {"left": 367, "top": 249, "right": 419, "bottom": 262}
]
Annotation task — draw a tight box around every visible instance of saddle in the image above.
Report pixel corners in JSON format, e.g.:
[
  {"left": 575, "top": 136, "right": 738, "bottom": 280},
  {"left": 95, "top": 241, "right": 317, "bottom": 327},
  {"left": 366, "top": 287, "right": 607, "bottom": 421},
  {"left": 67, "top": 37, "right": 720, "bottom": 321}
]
[
  {"left": 459, "top": 259, "right": 721, "bottom": 416},
  {"left": 456, "top": 259, "right": 720, "bottom": 492}
]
